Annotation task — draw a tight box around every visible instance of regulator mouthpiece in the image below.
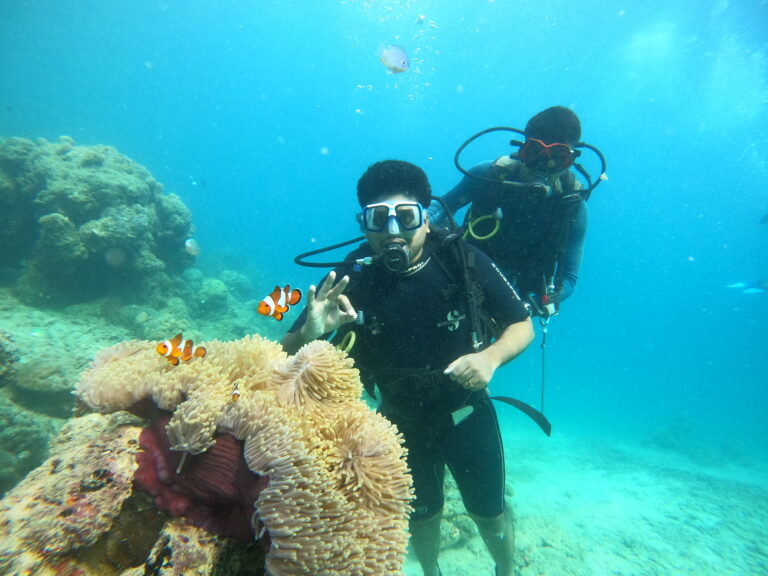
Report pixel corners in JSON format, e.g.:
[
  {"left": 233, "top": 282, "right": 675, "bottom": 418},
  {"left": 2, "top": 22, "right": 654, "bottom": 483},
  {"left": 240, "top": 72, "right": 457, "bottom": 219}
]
[
  {"left": 529, "top": 172, "right": 552, "bottom": 197},
  {"left": 382, "top": 243, "right": 411, "bottom": 273}
]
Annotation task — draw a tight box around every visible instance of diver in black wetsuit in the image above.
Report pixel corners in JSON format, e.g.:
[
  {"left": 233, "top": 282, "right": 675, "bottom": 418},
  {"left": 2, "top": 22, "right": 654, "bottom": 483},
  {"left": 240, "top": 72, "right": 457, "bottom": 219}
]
[
  {"left": 430, "top": 106, "right": 597, "bottom": 317},
  {"left": 282, "top": 160, "right": 533, "bottom": 576}
]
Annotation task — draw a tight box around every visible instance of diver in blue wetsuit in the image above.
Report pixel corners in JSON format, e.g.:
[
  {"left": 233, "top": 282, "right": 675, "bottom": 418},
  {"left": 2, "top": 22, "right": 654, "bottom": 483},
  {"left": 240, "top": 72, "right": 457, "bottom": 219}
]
[
  {"left": 283, "top": 160, "right": 534, "bottom": 576},
  {"left": 430, "top": 106, "right": 604, "bottom": 317}
]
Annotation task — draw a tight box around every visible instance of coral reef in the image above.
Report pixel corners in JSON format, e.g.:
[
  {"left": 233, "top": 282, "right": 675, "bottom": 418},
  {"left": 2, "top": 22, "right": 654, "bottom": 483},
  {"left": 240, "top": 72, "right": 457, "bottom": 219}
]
[
  {"left": 0, "top": 413, "right": 145, "bottom": 574},
  {"left": 0, "top": 335, "right": 413, "bottom": 575},
  {"left": 0, "top": 288, "right": 132, "bottom": 495},
  {"left": 0, "top": 135, "right": 269, "bottom": 347},
  {"left": 0, "top": 396, "right": 62, "bottom": 495},
  {"left": 0, "top": 136, "right": 195, "bottom": 306},
  {"left": 0, "top": 411, "right": 254, "bottom": 576},
  {"left": 0, "top": 275, "right": 260, "bottom": 501},
  {"left": 198, "top": 277, "right": 231, "bottom": 312},
  {"left": 0, "top": 287, "right": 132, "bottom": 411},
  {"left": 0, "top": 329, "right": 18, "bottom": 388},
  {"left": 219, "top": 269, "right": 255, "bottom": 301}
]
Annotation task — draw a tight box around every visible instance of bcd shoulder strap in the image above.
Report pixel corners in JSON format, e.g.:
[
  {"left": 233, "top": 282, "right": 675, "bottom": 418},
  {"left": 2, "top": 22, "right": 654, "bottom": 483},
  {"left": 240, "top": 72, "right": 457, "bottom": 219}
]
[{"left": 430, "top": 232, "right": 502, "bottom": 346}]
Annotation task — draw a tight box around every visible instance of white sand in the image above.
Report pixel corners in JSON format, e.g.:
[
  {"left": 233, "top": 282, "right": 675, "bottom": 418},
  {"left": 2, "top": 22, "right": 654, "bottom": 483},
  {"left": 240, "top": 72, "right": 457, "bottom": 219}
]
[{"left": 403, "top": 428, "right": 768, "bottom": 576}]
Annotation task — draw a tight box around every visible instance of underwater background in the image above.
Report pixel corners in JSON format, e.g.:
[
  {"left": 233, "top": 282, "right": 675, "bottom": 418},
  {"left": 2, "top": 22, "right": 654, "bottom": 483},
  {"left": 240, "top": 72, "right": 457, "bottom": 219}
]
[{"left": 1, "top": 1, "right": 767, "bottom": 575}]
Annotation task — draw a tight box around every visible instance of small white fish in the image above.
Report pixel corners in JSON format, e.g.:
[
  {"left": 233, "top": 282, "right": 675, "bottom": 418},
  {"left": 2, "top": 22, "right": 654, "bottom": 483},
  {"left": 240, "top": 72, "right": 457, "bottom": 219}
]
[
  {"left": 727, "top": 281, "right": 767, "bottom": 293},
  {"left": 184, "top": 238, "right": 200, "bottom": 256},
  {"left": 378, "top": 43, "right": 409, "bottom": 74}
]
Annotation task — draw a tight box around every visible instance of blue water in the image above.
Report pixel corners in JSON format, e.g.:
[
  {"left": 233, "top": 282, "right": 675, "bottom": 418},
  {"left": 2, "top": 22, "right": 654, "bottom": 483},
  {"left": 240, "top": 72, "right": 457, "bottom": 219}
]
[{"left": 1, "top": 1, "right": 766, "bottom": 458}]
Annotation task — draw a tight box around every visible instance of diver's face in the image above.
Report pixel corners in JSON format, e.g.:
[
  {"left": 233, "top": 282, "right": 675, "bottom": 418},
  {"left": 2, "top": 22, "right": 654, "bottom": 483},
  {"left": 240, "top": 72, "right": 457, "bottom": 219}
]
[
  {"left": 520, "top": 159, "right": 572, "bottom": 183},
  {"left": 361, "top": 193, "right": 429, "bottom": 260}
]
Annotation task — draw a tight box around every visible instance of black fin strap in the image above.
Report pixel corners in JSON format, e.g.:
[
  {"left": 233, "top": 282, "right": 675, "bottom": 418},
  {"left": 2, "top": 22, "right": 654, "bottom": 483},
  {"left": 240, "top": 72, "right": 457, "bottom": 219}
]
[{"left": 490, "top": 395, "right": 552, "bottom": 436}]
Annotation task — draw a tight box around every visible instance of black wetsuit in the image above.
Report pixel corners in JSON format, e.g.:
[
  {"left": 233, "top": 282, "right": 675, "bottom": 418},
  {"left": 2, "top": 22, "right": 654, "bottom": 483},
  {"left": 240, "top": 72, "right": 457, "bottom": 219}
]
[
  {"left": 290, "top": 236, "right": 529, "bottom": 520},
  {"left": 430, "top": 160, "right": 588, "bottom": 302}
]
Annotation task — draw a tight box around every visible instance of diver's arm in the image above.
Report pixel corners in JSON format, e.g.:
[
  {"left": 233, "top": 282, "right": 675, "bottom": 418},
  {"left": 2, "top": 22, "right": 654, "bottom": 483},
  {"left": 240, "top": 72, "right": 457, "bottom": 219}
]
[
  {"left": 281, "top": 271, "right": 357, "bottom": 355},
  {"left": 444, "top": 318, "right": 534, "bottom": 390},
  {"left": 479, "top": 318, "right": 535, "bottom": 373},
  {"left": 556, "top": 201, "right": 588, "bottom": 301}
]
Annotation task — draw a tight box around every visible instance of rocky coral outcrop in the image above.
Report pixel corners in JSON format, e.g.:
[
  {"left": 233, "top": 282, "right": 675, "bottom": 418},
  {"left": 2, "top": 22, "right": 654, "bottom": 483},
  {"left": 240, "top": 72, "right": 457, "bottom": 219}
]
[
  {"left": 0, "top": 398, "right": 61, "bottom": 496},
  {"left": 0, "top": 136, "right": 195, "bottom": 306},
  {"left": 0, "top": 330, "right": 18, "bottom": 388}
]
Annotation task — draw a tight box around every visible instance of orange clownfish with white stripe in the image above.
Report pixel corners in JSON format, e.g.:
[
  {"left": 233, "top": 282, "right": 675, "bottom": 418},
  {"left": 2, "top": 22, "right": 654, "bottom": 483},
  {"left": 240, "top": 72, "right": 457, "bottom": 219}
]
[
  {"left": 156, "top": 333, "right": 207, "bottom": 366},
  {"left": 257, "top": 285, "right": 302, "bottom": 321}
]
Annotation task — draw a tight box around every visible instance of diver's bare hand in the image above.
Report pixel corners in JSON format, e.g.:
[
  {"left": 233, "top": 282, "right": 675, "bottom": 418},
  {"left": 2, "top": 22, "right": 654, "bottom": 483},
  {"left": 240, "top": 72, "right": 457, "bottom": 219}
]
[
  {"left": 444, "top": 352, "right": 496, "bottom": 391},
  {"left": 301, "top": 271, "right": 357, "bottom": 340}
]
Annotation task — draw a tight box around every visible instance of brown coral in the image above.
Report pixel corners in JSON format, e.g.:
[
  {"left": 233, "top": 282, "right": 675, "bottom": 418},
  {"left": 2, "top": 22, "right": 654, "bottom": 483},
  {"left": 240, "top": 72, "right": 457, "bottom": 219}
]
[
  {"left": 69, "top": 334, "right": 413, "bottom": 575},
  {"left": 0, "top": 413, "right": 146, "bottom": 575}
]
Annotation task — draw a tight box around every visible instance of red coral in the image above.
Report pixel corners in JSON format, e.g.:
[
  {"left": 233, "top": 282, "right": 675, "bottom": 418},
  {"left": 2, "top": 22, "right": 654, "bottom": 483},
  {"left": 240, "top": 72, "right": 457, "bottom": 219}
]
[{"left": 134, "top": 414, "right": 269, "bottom": 541}]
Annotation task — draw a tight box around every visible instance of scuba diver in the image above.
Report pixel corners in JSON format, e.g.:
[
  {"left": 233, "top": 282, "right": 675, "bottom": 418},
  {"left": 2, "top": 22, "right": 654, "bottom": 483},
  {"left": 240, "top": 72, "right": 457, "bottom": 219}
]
[
  {"left": 429, "top": 106, "right": 608, "bottom": 317},
  {"left": 283, "top": 160, "right": 536, "bottom": 576}
]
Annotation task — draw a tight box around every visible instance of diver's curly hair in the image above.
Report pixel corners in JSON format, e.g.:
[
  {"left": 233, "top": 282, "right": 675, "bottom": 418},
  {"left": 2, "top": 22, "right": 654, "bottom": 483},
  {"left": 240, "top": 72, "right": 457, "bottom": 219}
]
[
  {"left": 525, "top": 106, "right": 581, "bottom": 145},
  {"left": 357, "top": 160, "right": 432, "bottom": 208}
]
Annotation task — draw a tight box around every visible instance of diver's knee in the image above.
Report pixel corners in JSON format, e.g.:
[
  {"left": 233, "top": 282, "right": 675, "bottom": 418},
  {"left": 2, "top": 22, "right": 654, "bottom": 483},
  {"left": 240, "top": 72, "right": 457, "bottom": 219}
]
[{"left": 471, "top": 507, "right": 513, "bottom": 538}]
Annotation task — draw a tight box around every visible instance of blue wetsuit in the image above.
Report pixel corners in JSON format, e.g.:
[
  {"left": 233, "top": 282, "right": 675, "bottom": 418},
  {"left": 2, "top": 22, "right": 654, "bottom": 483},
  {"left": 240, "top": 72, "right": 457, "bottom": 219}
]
[
  {"left": 288, "top": 236, "right": 529, "bottom": 520},
  {"left": 430, "top": 160, "right": 588, "bottom": 303}
]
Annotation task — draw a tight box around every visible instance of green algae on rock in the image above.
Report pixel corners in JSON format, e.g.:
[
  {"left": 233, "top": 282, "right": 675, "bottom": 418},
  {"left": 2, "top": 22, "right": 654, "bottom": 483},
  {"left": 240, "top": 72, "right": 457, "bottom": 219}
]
[{"left": 0, "top": 136, "right": 195, "bottom": 306}]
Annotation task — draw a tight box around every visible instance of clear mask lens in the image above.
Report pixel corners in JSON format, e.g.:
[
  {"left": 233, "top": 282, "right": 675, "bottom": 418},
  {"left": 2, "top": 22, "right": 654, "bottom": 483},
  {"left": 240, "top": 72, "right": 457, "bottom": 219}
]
[{"left": 363, "top": 202, "right": 423, "bottom": 232}]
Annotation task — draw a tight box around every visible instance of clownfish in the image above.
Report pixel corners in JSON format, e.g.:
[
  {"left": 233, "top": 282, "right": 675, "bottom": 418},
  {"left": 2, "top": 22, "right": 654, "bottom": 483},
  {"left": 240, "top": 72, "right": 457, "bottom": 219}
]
[
  {"left": 156, "top": 333, "right": 207, "bottom": 366},
  {"left": 257, "top": 285, "right": 302, "bottom": 321},
  {"left": 231, "top": 381, "right": 241, "bottom": 404}
]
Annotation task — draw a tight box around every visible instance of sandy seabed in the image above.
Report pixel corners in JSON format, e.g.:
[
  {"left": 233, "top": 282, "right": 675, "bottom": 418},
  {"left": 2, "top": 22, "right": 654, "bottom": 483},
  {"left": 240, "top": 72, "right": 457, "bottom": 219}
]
[{"left": 404, "top": 427, "right": 768, "bottom": 576}]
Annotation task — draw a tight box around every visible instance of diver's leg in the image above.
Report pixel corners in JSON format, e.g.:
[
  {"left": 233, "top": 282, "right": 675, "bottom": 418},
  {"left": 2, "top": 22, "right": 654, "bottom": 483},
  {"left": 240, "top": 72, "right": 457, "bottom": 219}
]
[
  {"left": 447, "top": 396, "right": 512, "bottom": 574},
  {"left": 410, "top": 510, "right": 443, "bottom": 576},
  {"left": 471, "top": 507, "right": 515, "bottom": 576},
  {"left": 391, "top": 411, "right": 446, "bottom": 576}
]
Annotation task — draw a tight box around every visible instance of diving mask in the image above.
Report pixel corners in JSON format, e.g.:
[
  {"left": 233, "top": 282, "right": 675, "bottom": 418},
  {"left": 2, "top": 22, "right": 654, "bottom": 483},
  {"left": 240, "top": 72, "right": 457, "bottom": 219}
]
[
  {"left": 518, "top": 138, "right": 577, "bottom": 173},
  {"left": 361, "top": 201, "right": 424, "bottom": 234}
]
